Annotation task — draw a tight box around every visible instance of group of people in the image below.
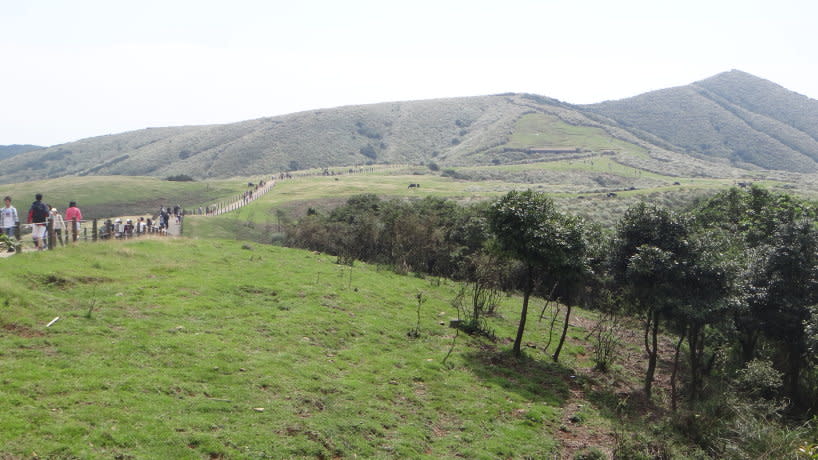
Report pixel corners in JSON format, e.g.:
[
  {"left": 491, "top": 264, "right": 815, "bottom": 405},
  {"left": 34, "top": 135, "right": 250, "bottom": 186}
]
[
  {"left": 99, "top": 217, "right": 151, "bottom": 239},
  {"left": 0, "top": 193, "right": 83, "bottom": 251},
  {"left": 157, "top": 205, "right": 182, "bottom": 230}
]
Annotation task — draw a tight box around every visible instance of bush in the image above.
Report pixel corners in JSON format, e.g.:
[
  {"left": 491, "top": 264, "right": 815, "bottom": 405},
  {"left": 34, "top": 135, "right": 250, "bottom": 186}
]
[
  {"left": 165, "top": 174, "right": 194, "bottom": 182},
  {"left": 427, "top": 162, "right": 439, "bottom": 171},
  {"left": 734, "top": 359, "right": 783, "bottom": 399},
  {"left": 360, "top": 144, "right": 377, "bottom": 160}
]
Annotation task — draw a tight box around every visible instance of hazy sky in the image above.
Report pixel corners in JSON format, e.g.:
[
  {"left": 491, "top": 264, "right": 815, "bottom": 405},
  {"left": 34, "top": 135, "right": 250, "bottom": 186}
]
[{"left": 2, "top": 0, "right": 817, "bottom": 146}]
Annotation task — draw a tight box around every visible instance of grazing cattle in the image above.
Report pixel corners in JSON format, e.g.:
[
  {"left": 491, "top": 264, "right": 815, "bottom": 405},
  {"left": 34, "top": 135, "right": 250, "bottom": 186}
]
[
  {"left": 248, "top": 182, "right": 255, "bottom": 187},
  {"left": 408, "top": 183, "right": 420, "bottom": 189},
  {"left": 606, "top": 192, "right": 617, "bottom": 198},
  {"left": 673, "top": 181, "right": 681, "bottom": 186}
]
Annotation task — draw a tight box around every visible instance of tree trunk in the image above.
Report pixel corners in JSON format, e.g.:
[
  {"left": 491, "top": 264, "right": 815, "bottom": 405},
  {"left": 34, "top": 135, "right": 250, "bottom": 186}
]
[
  {"left": 512, "top": 266, "right": 534, "bottom": 357},
  {"left": 687, "top": 323, "right": 703, "bottom": 402},
  {"left": 644, "top": 309, "right": 659, "bottom": 399},
  {"left": 671, "top": 326, "right": 687, "bottom": 411},
  {"left": 553, "top": 304, "right": 572, "bottom": 362}
]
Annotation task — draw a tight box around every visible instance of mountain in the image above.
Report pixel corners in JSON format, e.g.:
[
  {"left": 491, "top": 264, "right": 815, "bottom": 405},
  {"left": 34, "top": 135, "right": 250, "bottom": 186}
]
[
  {"left": 582, "top": 70, "right": 818, "bottom": 172},
  {"left": 0, "top": 94, "right": 694, "bottom": 184},
  {"left": 0, "top": 144, "right": 43, "bottom": 161},
  {"left": 0, "top": 70, "right": 813, "bottom": 184}
]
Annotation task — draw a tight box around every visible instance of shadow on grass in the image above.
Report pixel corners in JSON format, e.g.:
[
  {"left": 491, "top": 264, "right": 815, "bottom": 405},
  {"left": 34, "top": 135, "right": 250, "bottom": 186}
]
[{"left": 461, "top": 348, "right": 573, "bottom": 406}]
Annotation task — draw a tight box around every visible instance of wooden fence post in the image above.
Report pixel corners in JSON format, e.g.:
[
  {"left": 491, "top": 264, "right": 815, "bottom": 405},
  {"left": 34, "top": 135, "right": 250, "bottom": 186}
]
[
  {"left": 92, "top": 219, "right": 98, "bottom": 242},
  {"left": 14, "top": 222, "right": 20, "bottom": 240},
  {"left": 47, "top": 217, "right": 55, "bottom": 250},
  {"left": 72, "top": 217, "right": 78, "bottom": 242}
]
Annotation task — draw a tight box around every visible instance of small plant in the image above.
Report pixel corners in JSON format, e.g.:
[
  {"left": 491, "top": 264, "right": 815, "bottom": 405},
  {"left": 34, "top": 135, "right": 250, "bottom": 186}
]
[
  {"left": 0, "top": 233, "right": 20, "bottom": 253},
  {"left": 85, "top": 286, "right": 99, "bottom": 319},
  {"left": 591, "top": 312, "right": 622, "bottom": 373},
  {"left": 407, "top": 291, "right": 425, "bottom": 338}
]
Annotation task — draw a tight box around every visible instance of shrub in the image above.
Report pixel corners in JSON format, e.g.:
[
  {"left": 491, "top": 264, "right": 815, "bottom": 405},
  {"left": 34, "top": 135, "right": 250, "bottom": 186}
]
[
  {"left": 733, "top": 359, "right": 783, "bottom": 399},
  {"left": 360, "top": 144, "right": 377, "bottom": 160},
  {"left": 165, "top": 174, "right": 194, "bottom": 182},
  {"left": 427, "top": 162, "right": 439, "bottom": 171}
]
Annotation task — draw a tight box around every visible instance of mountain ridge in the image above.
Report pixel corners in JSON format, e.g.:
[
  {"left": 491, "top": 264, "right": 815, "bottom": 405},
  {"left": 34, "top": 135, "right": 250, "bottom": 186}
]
[
  {"left": 1, "top": 70, "right": 815, "bottom": 184},
  {"left": 583, "top": 70, "right": 818, "bottom": 172}
]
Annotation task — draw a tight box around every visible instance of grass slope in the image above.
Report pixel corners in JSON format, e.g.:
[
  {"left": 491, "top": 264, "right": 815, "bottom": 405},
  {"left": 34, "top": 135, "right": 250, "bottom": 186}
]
[
  {"left": 0, "top": 89, "right": 740, "bottom": 185},
  {"left": 0, "top": 238, "right": 600, "bottom": 458},
  {"left": 183, "top": 160, "right": 780, "bottom": 243},
  {"left": 0, "top": 176, "right": 252, "bottom": 219}
]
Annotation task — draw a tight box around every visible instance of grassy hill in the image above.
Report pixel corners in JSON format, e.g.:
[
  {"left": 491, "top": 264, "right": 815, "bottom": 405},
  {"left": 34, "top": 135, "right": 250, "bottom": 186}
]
[
  {"left": 0, "top": 176, "right": 252, "bottom": 219},
  {"left": 0, "top": 237, "right": 632, "bottom": 459},
  {"left": 0, "top": 91, "right": 741, "bottom": 185},
  {"left": 0, "top": 144, "right": 43, "bottom": 161},
  {"left": 583, "top": 70, "right": 818, "bottom": 172}
]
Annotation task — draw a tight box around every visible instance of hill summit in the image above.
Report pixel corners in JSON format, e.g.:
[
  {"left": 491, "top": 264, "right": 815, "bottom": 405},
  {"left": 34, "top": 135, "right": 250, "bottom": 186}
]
[
  {"left": 583, "top": 70, "right": 818, "bottom": 172},
  {"left": 1, "top": 70, "right": 816, "bottom": 184}
]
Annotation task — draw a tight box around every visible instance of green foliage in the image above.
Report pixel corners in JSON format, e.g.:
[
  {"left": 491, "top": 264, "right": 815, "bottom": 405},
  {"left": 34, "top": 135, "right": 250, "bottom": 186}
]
[
  {"left": 0, "top": 233, "right": 20, "bottom": 252},
  {"left": 733, "top": 359, "right": 783, "bottom": 399},
  {"left": 165, "top": 174, "right": 195, "bottom": 182},
  {"left": 488, "top": 190, "right": 587, "bottom": 357},
  {"left": 359, "top": 144, "right": 377, "bottom": 160}
]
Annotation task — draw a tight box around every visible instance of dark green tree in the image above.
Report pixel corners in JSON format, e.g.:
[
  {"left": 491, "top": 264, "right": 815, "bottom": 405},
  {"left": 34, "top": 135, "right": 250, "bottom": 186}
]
[
  {"left": 611, "top": 202, "right": 692, "bottom": 398},
  {"left": 748, "top": 218, "right": 818, "bottom": 403},
  {"left": 488, "top": 190, "right": 586, "bottom": 358}
]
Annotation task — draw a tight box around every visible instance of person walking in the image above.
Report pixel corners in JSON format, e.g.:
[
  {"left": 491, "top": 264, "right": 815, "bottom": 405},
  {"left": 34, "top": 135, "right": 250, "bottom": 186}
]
[
  {"left": 27, "top": 193, "right": 49, "bottom": 250},
  {"left": 50, "top": 207, "right": 66, "bottom": 246},
  {"left": 65, "top": 201, "right": 82, "bottom": 242},
  {"left": 1, "top": 196, "right": 19, "bottom": 252}
]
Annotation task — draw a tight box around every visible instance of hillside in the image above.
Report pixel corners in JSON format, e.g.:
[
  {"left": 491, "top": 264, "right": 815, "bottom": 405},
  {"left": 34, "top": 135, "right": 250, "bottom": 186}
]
[
  {"left": 2, "top": 70, "right": 816, "bottom": 183},
  {"left": 0, "top": 144, "right": 43, "bottom": 161},
  {"left": 0, "top": 237, "right": 632, "bottom": 459},
  {"left": 0, "top": 94, "right": 729, "bottom": 185},
  {"left": 583, "top": 70, "right": 818, "bottom": 172}
]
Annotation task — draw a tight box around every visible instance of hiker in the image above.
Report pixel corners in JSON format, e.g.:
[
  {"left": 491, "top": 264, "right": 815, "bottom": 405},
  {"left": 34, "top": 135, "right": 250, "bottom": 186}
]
[
  {"left": 1, "top": 196, "right": 18, "bottom": 237},
  {"left": 113, "top": 218, "right": 123, "bottom": 238},
  {"left": 50, "top": 207, "right": 66, "bottom": 246},
  {"left": 1, "top": 196, "right": 19, "bottom": 252},
  {"left": 27, "top": 193, "right": 49, "bottom": 250},
  {"left": 137, "top": 217, "right": 147, "bottom": 234},
  {"left": 65, "top": 201, "right": 82, "bottom": 241},
  {"left": 124, "top": 219, "right": 134, "bottom": 238}
]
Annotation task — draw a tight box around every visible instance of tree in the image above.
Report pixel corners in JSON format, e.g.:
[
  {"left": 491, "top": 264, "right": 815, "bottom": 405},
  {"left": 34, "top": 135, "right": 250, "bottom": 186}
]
[
  {"left": 749, "top": 219, "right": 818, "bottom": 403},
  {"left": 488, "top": 190, "right": 586, "bottom": 357},
  {"left": 611, "top": 202, "right": 691, "bottom": 398}
]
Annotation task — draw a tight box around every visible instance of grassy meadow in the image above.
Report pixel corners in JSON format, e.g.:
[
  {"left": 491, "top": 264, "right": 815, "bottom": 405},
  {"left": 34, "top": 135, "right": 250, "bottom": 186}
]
[
  {"left": 0, "top": 176, "right": 251, "bottom": 220},
  {"left": 0, "top": 237, "right": 613, "bottom": 459},
  {"left": 182, "top": 159, "right": 751, "bottom": 244}
]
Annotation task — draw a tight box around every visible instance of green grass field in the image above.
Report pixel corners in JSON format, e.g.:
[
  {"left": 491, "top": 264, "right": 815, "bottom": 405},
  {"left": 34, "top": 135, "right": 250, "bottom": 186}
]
[
  {"left": 507, "top": 113, "right": 647, "bottom": 155},
  {"left": 0, "top": 176, "right": 251, "bottom": 220},
  {"left": 0, "top": 237, "right": 607, "bottom": 458}
]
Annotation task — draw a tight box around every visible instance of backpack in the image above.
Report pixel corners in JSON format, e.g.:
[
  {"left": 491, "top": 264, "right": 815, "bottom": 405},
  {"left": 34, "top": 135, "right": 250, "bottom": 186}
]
[{"left": 31, "top": 201, "right": 49, "bottom": 223}]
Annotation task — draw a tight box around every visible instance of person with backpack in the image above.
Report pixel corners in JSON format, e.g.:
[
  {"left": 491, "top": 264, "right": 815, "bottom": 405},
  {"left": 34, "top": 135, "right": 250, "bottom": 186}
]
[{"left": 27, "top": 193, "right": 49, "bottom": 250}]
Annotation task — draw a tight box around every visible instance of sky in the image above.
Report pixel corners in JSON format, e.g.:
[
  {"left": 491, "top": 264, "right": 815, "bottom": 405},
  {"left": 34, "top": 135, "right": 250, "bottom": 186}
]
[{"left": 2, "top": 0, "right": 817, "bottom": 146}]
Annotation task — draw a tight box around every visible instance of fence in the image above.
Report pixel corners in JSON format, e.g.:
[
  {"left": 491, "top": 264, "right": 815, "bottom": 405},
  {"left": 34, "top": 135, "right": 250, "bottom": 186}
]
[{"left": 10, "top": 217, "right": 171, "bottom": 252}]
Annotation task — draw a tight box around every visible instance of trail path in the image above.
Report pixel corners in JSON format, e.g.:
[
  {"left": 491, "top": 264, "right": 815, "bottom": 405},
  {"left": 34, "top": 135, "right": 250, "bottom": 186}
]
[{"left": 208, "top": 180, "right": 276, "bottom": 216}]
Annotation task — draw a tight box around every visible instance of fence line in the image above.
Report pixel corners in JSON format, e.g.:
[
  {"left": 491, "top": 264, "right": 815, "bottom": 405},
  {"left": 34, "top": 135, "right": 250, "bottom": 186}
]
[{"left": 3, "top": 167, "right": 390, "bottom": 255}]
